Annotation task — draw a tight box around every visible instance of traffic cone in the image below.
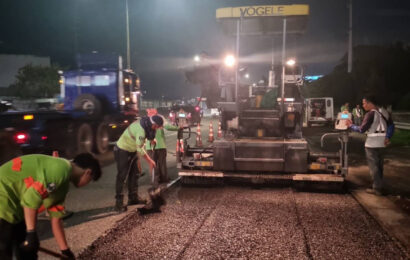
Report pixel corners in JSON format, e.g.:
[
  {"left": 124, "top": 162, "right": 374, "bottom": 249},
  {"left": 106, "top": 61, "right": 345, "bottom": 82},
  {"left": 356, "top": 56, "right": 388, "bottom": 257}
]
[
  {"left": 208, "top": 121, "right": 214, "bottom": 143},
  {"left": 217, "top": 121, "right": 222, "bottom": 138},
  {"left": 196, "top": 123, "right": 203, "bottom": 147},
  {"left": 52, "top": 150, "right": 59, "bottom": 157},
  {"left": 180, "top": 139, "right": 184, "bottom": 153},
  {"left": 176, "top": 139, "right": 180, "bottom": 154}
]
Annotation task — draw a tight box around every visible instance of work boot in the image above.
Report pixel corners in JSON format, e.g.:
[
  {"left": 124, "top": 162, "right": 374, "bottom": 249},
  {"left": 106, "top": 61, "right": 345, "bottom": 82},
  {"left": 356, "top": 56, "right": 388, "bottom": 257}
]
[
  {"left": 114, "top": 196, "right": 127, "bottom": 213},
  {"left": 138, "top": 198, "right": 161, "bottom": 215},
  {"left": 128, "top": 194, "right": 147, "bottom": 205}
]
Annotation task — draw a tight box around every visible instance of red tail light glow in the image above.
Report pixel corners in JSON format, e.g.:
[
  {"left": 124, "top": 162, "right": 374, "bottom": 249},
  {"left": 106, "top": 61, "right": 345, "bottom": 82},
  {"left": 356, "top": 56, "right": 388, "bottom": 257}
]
[
  {"left": 195, "top": 106, "right": 200, "bottom": 112},
  {"left": 14, "top": 132, "right": 29, "bottom": 144}
]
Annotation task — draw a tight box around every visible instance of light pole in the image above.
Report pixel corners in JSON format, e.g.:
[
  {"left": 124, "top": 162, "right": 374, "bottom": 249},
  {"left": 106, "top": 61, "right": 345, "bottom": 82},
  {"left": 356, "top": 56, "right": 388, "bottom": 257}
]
[
  {"left": 125, "top": 0, "right": 131, "bottom": 70},
  {"left": 348, "top": 0, "right": 353, "bottom": 73}
]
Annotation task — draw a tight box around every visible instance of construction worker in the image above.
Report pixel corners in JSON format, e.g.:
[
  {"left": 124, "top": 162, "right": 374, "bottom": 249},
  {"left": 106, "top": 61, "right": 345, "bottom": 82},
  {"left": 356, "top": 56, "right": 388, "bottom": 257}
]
[
  {"left": 346, "top": 96, "right": 394, "bottom": 196},
  {"left": 341, "top": 102, "right": 350, "bottom": 113},
  {"left": 352, "top": 104, "right": 364, "bottom": 125},
  {"left": 147, "top": 120, "right": 179, "bottom": 185},
  {"left": 114, "top": 115, "right": 163, "bottom": 213},
  {"left": 0, "top": 153, "right": 102, "bottom": 260}
]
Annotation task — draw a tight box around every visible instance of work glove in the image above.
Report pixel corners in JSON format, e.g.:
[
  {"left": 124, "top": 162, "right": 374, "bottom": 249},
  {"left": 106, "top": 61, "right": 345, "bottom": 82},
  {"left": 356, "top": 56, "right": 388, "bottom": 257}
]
[
  {"left": 20, "top": 230, "right": 39, "bottom": 253},
  {"left": 61, "top": 248, "right": 75, "bottom": 259}
]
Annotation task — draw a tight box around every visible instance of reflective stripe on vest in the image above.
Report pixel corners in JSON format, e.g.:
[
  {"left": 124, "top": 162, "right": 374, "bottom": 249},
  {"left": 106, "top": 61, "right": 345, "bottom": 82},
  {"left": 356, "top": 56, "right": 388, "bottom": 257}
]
[
  {"left": 24, "top": 176, "right": 49, "bottom": 199},
  {"left": 11, "top": 157, "right": 22, "bottom": 171},
  {"left": 48, "top": 205, "right": 65, "bottom": 212},
  {"left": 365, "top": 109, "right": 387, "bottom": 148}
]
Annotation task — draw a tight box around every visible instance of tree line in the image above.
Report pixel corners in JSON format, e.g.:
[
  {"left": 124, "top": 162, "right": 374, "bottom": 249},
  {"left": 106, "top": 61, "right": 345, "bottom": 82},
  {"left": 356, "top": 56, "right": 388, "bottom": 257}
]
[{"left": 303, "top": 43, "right": 410, "bottom": 110}]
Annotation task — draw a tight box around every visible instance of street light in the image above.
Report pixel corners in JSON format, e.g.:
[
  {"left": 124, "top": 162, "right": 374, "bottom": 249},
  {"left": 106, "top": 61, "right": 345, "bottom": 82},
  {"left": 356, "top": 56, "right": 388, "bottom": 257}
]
[
  {"left": 244, "top": 73, "right": 250, "bottom": 79},
  {"left": 194, "top": 55, "right": 201, "bottom": 62},
  {"left": 224, "top": 54, "right": 236, "bottom": 67},
  {"left": 286, "top": 58, "right": 296, "bottom": 66}
]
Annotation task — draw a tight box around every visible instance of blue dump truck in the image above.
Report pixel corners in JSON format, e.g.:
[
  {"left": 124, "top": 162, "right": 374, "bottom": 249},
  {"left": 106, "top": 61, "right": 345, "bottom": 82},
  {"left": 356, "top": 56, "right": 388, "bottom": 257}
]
[{"left": 0, "top": 53, "right": 141, "bottom": 158}]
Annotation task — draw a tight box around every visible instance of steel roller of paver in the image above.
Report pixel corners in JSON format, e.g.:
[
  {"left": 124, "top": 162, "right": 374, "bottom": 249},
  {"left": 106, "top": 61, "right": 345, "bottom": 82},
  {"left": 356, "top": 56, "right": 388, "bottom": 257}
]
[{"left": 178, "top": 4, "right": 348, "bottom": 189}]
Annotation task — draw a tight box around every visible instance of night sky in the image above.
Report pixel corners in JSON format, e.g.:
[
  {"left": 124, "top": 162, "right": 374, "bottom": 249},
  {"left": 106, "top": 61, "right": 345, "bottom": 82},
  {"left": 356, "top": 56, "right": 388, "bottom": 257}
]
[{"left": 1, "top": 0, "right": 410, "bottom": 99}]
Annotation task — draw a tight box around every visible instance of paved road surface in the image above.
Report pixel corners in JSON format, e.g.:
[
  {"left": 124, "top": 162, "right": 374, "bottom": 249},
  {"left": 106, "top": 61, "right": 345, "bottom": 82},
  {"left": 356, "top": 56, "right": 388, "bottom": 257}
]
[{"left": 79, "top": 186, "right": 406, "bottom": 259}]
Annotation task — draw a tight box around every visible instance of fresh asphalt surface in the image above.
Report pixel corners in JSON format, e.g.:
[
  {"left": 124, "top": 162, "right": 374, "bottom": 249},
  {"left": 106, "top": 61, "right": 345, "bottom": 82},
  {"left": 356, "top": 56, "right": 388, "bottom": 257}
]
[
  {"left": 36, "top": 118, "right": 409, "bottom": 259},
  {"left": 80, "top": 186, "right": 406, "bottom": 259}
]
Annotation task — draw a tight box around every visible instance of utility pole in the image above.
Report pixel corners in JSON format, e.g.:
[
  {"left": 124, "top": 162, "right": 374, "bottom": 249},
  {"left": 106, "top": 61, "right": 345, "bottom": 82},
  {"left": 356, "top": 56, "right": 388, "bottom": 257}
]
[
  {"left": 125, "top": 0, "right": 131, "bottom": 70},
  {"left": 347, "top": 0, "right": 353, "bottom": 73}
]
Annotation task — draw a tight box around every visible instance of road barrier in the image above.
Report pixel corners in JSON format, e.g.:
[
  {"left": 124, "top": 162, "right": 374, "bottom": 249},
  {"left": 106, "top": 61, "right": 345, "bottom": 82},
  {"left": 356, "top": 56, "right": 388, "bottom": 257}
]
[{"left": 394, "top": 121, "right": 410, "bottom": 130}]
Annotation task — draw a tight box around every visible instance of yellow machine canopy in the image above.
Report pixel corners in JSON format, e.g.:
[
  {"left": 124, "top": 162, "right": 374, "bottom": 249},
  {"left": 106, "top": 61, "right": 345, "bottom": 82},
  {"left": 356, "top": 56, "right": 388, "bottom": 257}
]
[{"left": 216, "top": 5, "right": 309, "bottom": 35}]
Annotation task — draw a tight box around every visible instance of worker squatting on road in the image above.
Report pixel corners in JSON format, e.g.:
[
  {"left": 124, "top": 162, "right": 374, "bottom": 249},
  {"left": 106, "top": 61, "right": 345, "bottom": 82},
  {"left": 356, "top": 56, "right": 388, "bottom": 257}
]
[
  {"left": 347, "top": 96, "right": 394, "bottom": 196},
  {"left": 114, "top": 115, "right": 164, "bottom": 213},
  {"left": 0, "top": 153, "right": 102, "bottom": 260}
]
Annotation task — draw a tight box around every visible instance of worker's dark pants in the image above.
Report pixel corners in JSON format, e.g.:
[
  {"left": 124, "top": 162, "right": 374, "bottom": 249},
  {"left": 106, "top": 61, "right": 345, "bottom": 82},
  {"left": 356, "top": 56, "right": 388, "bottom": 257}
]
[
  {"left": 147, "top": 149, "right": 168, "bottom": 187},
  {"left": 114, "top": 145, "right": 140, "bottom": 201},
  {"left": 353, "top": 116, "right": 362, "bottom": 125},
  {"left": 0, "top": 218, "right": 37, "bottom": 260},
  {"left": 365, "top": 147, "right": 385, "bottom": 190}
]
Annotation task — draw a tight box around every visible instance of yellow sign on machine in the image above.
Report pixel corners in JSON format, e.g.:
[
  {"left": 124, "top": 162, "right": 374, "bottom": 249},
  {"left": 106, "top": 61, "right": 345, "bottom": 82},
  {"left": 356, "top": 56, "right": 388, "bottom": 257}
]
[
  {"left": 216, "top": 5, "right": 309, "bottom": 19},
  {"left": 216, "top": 5, "right": 309, "bottom": 36}
]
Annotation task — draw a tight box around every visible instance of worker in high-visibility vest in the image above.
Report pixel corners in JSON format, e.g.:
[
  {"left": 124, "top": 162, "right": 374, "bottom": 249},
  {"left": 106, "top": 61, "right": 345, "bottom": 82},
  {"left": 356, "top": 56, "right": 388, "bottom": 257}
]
[
  {"left": 0, "top": 153, "right": 102, "bottom": 260},
  {"left": 114, "top": 115, "right": 163, "bottom": 213}
]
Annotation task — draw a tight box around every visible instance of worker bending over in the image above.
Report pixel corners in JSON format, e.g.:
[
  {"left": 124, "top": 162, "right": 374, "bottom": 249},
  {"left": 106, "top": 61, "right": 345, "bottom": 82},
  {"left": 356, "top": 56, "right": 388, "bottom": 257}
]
[
  {"left": 0, "top": 153, "right": 102, "bottom": 260},
  {"left": 114, "top": 115, "right": 164, "bottom": 213}
]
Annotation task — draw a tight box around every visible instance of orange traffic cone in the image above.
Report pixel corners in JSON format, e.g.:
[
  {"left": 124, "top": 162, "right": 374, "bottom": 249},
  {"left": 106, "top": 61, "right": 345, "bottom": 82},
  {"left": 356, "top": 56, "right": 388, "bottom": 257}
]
[
  {"left": 52, "top": 150, "right": 59, "bottom": 157},
  {"left": 176, "top": 139, "right": 180, "bottom": 153},
  {"left": 196, "top": 123, "right": 203, "bottom": 147},
  {"left": 208, "top": 121, "right": 214, "bottom": 143},
  {"left": 217, "top": 121, "right": 222, "bottom": 138},
  {"left": 180, "top": 139, "right": 184, "bottom": 153}
]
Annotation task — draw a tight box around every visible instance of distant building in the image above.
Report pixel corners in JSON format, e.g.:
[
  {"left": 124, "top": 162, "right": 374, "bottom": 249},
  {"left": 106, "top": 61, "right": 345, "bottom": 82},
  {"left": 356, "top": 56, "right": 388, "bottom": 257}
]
[{"left": 0, "top": 54, "right": 50, "bottom": 88}]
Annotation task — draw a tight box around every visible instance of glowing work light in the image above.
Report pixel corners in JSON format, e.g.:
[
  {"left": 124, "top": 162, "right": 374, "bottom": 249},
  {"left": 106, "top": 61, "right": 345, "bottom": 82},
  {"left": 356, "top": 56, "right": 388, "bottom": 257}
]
[{"left": 224, "top": 54, "right": 236, "bottom": 67}]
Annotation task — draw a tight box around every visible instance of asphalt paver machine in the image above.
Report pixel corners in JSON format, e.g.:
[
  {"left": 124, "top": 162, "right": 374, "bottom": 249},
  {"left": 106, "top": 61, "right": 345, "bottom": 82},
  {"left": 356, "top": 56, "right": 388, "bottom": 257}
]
[{"left": 177, "top": 5, "right": 350, "bottom": 188}]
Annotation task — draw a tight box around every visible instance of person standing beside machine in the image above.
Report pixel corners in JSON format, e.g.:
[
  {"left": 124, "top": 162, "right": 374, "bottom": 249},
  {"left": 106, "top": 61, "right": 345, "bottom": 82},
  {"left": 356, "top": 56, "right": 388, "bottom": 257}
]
[
  {"left": 346, "top": 96, "right": 394, "bottom": 196},
  {"left": 352, "top": 104, "right": 364, "bottom": 125}
]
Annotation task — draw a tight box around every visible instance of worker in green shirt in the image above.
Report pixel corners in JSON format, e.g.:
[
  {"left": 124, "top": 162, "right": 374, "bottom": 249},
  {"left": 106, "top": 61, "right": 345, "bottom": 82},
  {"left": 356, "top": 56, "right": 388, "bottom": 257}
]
[
  {"left": 352, "top": 104, "right": 364, "bottom": 125},
  {"left": 0, "top": 153, "right": 102, "bottom": 260},
  {"left": 341, "top": 102, "right": 350, "bottom": 113},
  {"left": 114, "top": 115, "right": 163, "bottom": 213},
  {"left": 146, "top": 117, "right": 179, "bottom": 187}
]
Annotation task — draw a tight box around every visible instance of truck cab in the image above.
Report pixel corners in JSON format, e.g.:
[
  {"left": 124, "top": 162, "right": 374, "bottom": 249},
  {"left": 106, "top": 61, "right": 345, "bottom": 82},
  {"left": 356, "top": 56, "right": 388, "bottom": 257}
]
[{"left": 62, "top": 54, "right": 141, "bottom": 117}]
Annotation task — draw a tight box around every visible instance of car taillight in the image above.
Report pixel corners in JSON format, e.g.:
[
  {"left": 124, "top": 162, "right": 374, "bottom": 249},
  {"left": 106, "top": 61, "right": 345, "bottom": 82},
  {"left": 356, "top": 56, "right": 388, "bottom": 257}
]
[
  {"left": 195, "top": 106, "right": 200, "bottom": 112},
  {"left": 14, "top": 132, "right": 30, "bottom": 144}
]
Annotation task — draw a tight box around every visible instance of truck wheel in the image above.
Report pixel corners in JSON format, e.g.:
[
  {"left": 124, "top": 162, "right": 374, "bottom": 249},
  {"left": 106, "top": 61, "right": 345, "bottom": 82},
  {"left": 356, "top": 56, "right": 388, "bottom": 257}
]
[
  {"left": 95, "top": 123, "right": 109, "bottom": 154},
  {"left": 77, "top": 123, "right": 94, "bottom": 154},
  {"left": 73, "top": 94, "right": 102, "bottom": 118}
]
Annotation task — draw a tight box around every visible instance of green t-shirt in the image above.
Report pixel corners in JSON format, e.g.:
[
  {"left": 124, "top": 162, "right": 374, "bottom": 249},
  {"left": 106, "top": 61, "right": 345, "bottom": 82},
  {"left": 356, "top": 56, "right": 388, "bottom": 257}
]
[
  {"left": 0, "top": 154, "right": 71, "bottom": 223},
  {"left": 146, "top": 124, "right": 179, "bottom": 150},
  {"left": 117, "top": 121, "right": 147, "bottom": 155}
]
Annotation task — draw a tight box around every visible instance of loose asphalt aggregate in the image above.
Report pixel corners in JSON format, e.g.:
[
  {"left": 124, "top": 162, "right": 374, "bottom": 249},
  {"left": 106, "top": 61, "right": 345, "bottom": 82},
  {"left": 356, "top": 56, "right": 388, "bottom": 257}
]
[{"left": 79, "top": 186, "right": 407, "bottom": 260}]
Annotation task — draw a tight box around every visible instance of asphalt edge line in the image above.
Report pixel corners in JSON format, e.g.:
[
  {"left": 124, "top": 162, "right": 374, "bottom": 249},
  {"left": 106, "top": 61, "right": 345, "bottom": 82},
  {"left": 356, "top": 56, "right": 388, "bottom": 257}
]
[{"left": 349, "top": 187, "right": 410, "bottom": 259}]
